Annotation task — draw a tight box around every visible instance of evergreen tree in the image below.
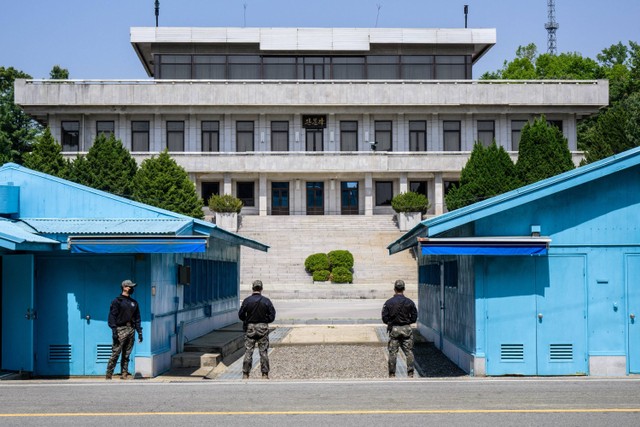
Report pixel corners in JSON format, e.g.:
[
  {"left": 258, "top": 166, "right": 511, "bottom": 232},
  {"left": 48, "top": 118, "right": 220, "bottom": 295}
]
[
  {"left": 445, "top": 142, "right": 521, "bottom": 211},
  {"left": 49, "top": 65, "right": 69, "bottom": 80},
  {"left": 22, "top": 127, "right": 67, "bottom": 177},
  {"left": 132, "top": 150, "right": 204, "bottom": 219},
  {"left": 66, "top": 134, "right": 138, "bottom": 197},
  {"left": 516, "top": 116, "right": 575, "bottom": 185}
]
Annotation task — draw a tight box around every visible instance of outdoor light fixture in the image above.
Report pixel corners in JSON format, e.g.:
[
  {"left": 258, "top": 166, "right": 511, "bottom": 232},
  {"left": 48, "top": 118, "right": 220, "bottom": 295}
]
[{"left": 531, "top": 225, "right": 541, "bottom": 237}]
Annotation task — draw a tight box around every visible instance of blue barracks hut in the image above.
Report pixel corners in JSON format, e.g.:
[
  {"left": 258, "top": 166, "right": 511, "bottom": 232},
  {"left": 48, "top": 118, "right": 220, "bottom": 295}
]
[
  {"left": 388, "top": 147, "right": 640, "bottom": 376},
  {"left": 0, "top": 163, "right": 268, "bottom": 378}
]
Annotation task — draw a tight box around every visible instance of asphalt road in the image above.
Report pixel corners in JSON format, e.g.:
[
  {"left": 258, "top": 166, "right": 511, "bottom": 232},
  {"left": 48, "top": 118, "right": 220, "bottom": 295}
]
[{"left": 1, "top": 377, "right": 639, "bottom": 426}]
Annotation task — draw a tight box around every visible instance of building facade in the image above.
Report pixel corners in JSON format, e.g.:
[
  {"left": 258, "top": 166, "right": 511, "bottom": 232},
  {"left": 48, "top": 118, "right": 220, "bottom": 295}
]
[{"left": 14, "top": 27, "right": 608, "bottom": 217}]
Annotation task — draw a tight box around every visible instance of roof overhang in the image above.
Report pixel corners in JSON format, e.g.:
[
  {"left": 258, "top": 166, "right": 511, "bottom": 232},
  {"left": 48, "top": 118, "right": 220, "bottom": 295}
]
[
  {"left": 68, "top": 235, "right": 208, "bottom": 254},
  {"left": 418, "top": 236, "right": 551, "bottom": 256}
]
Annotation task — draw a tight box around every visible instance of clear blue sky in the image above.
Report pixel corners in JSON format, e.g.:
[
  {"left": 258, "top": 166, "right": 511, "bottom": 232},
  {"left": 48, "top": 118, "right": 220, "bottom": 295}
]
[{"left": 1, "top": 0, "right": 639, "bottom": 79}]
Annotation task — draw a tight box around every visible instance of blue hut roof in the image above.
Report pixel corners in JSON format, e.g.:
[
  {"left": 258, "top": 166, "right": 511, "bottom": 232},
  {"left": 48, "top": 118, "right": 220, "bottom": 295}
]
[
  {"left": 388, "top": 146, "right": 640, "bottom": 255},
  {"left": 0, "top": 163, "right": 268, "bottom": 253}
]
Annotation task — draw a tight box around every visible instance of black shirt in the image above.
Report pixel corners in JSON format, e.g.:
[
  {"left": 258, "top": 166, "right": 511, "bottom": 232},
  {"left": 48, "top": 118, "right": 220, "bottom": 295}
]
[
  {"left": 108, "top": 295, "right": 142, "bottom": 335},
  {"left": 382, "top": 293, "right": 418, "bottom": 329},
  {"left": 238, "top": 292, "right": 276, "bottom": 326}
]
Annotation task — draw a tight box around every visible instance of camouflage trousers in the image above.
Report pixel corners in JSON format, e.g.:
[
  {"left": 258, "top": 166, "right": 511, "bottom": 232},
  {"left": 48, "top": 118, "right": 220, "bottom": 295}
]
[
  {"left": 243, "top": 323, "right": 270, "bottom": 374},
  {"left": 388, "top": 325, "right": 414, "bottom": 375},
  {"left": 106, "top": 325, "right": 135, "bottom": 376}
]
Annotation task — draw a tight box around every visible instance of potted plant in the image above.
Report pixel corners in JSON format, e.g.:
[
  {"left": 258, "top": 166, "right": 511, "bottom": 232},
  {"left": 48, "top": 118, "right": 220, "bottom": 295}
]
[
  {"left": 391, "top": 191, "right": 430, "bottom": 231},
  {"left": 208, "top": 194, "right": 243, "bottom": 231}
]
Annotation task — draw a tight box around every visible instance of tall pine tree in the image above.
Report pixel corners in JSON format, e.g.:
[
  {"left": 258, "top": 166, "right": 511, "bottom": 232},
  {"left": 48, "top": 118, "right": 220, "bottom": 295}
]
[
  {"left": 445, "top": 142, "right": 521, "bottom": 211},
  {"left": 22, "top": 127, "right": 67, "bottom": 177},
  {"left": 132, "top": 150, "right": 204, "bottom": 219}
]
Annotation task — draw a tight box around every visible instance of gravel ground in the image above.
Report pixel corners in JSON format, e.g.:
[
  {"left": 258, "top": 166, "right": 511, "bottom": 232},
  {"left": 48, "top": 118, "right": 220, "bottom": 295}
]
[{"left": 250, "top": 329, "right": 467, "bottom": 380}]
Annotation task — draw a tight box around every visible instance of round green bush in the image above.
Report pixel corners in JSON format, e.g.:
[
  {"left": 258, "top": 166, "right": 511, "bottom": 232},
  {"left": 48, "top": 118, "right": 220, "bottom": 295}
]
[
  {"left": 331, "top": 266, "right": 352, "bottom": 284},
  {"left": 391, "top": 191, "right": 430, "bottom": 214},
  {"left": 328, "top": 250, "right": 354, "bottom": 270},
  {"left": 305, "top": 253, "right": 330, "bottom": 272},
  {"left": 208, "top": 194, "right": 243, "bottom": 213},
  {"left": 312, "top": 270, "right": 331, "bottom": 282}
]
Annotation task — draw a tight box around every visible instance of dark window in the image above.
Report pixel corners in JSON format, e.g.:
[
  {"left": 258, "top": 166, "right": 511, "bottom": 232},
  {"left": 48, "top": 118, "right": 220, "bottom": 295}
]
[
  {"left": 547, "top": 120, "right": 563, "bottom": 133},
  {"left": 375, "top": 181, "right": 393, "bottom": 206},
  {"left": 228, "top": 55, "right": 261, "bottom": 79},
  {"left": 340, "top": 121, "right": 358, "bottom": 151},
  {"left": 271, "top": 121, "right": 289, "bottom": 151},
  {"left": 511, "top": 120, "right": 528, "bottom": 151},
  {"left": 194, "top": 55, "right": 226, "bottom": 79},
  {"left": 443, "top": 121, "right": 461, "bottom": 151},
  {"left": 236, "top": 121, "right": 255, "bottom": 152},
  {"left": 409, "top": 121, "right": 427, "bottom": 151},
  {"left": 299, "top": 57, "right": 330, "bottom": 80},
  {"left": 167, "top": 121, "right": 185, "bottom": 151},
  {"left": 237, "top": 182, "right": 255, "bottom": 207},
  {"left": 367, "top": 55, "right": 398, "bottom": 79},
  {"left": 332, "top": 57, "right": 365, "bottom": 79},
  {"left": 477, "top": 120, "right": 495, "bottom": 147},
  {"left": 182, "top": 259, "right": 238, "bottom": 306},
  {"left": 96, "top": 121, "right": 114, "bottom": 138},
  {"left": 434, "top": 55, "right": 467, "bottom": 79},
  {"left": 131, "top": 121, "right": 150, "bottom": 151},
  {"left": 201, "top": 182, "right": 220, "bottom": 205},
  {"left": 159, "top": 55, "right": 191, "bottom": 79},
  {"left": 306, "top": 129, "right": 323, "bottom": 151},
  {"left": 61, "top": 121, "right": 80, "bottom": 152},
  {"left": 401, "top": 55, "right": 433, "bottom": 79},
  {"left": 375, "top": 121, "right": 392, "bottom": 151},
  {"left": 202, "top": 121, "right": 219, "bottom": 152},
  {"left": 410, "top": 181, "right": 428, "bottom": 199},
  {"left": 263, "top": 57, "right": 297, "bottom": 79},
  {"left": 444, "top": 260, "right": 458, "bottom": 288}
]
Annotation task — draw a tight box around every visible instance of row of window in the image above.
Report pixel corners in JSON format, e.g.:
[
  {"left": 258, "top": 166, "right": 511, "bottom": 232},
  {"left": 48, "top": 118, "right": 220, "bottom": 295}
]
[
  {"left": 61, "top": 119, "right": 562, "bottom": 153},
  {"left": 156, "top": 54, "right": 471, "bottom": 80}
]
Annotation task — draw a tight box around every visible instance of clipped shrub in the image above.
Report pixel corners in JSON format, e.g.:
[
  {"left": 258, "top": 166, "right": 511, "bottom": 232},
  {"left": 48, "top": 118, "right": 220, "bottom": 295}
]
[
  {"left": 328, "top": 250, "right": 354, "bottom": 270},
  {"left": 208, "top": 194, "right": 243, "bottom": 213},
  {"left": 331, "top": 266, "right": 353, "bottom": 284},
  {"left": 312, "top": 270, "right": 331, "bottom": 282},
  {"left": 391, "top": 191, "right": 430, "bottom": 214},
  {"left": 305, "top": 253, "right": 330, "bottom": 273}
]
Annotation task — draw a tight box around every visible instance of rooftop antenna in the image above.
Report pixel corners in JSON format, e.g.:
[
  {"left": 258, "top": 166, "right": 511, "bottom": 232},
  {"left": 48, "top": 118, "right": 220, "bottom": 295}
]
[
  {"left": 154, "top": 0, "right": 159, "bottom": 27},
  {"left": 375, "top": 4, "right": 382, "bottom": 28},
  {"left": 464, "top": 5, "right": 468, "bottom": 28},
  {"left": 243, "top": 3, "right": 247, "bottom": 27},
  {"left": 545, "top": 0, "right": 559, "bottom": 54}
]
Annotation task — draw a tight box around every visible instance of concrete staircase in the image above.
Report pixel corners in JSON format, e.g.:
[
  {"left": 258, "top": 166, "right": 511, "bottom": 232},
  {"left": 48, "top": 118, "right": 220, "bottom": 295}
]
[{"left": 237, "top": 215, "right": 418, "bottom": 299}]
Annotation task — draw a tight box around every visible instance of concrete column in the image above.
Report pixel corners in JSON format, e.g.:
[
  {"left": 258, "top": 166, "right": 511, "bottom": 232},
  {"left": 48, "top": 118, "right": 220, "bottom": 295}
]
[
  {"left": 293, "top": 114, "right": 301, "bottom": 152},
  {"left": 464, "top": 113, "right": 473, "bottom": 151},
  {"left": 223, "top": 173, "right": 232, "bottom": 195},
  {"left": 362, "top": 113, "right": 371, "bottom": 151},
  {"left": 399, "top": 173, "right": 408, "bottom": 193},
  {"left": 430, "top": 113, "right": 439, "bottom": 151},
  {"left": 224, "top": 114, "right": 232, "bottom": 152},
  {"left": 328, "top": 113, "right": 336, "bottom": 151},
  {"left": 499, "top": 114, "right": 508, "bottom": 150},
  {"left": 434, "top": 172, "right": 444, "bottom": 215},
  {"left": 119, "top": 114, "right": 128, "bottom": 149},
  {"left": 259, "top": 174, "right": 268, "bottom": 216},
  {"left": 566, "top": 115, "right": 577, "bottom": 150},
  {"left": 396, "top": 113, "right": 405, "bottom": 151},
  {"left": 188, "top": 114, "right": 197, "bottom": 152},
  {"left": 364, "top": 173, "right": 373, "bottom": 216},
  {"left": 259, "top": 113, "right": 266, "bottom": 152},
  {"left": 153, "top": 113, "right": 162, "bottom": 152}
]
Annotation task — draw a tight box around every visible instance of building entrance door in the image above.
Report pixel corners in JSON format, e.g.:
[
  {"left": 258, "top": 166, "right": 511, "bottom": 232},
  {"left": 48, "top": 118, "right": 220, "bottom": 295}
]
[
  {"left": 35, "top": 256, "right": 135, "bottom": 376},
  {"left": 627, "top": 254, "right": 640, "bottom": 373},
  {"left": 341, "top": 181, "right": 359, "bottom": 215},
  {"left": 271, "top": 182, "right": 290, "bottom": 215},
  {"left": 306, "top": 182, "right": 324, "bottom": 215}
]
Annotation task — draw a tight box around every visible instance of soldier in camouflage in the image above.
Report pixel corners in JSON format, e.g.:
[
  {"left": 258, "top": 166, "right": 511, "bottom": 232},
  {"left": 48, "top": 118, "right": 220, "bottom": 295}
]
[
  {"left": 238, "top": 280, "right": 276, "bottom": 379},
  {"left": 382, "top": 279, "right": 418, "bottom": 378},
  {"left": 106, "top": 279, "right": 143, "bottom": 380}
]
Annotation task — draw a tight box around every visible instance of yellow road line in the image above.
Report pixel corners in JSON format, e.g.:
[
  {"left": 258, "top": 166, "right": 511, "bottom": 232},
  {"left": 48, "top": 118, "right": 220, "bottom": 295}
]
[{"left": 2, "top": 408, "right": 640, "bottom": 417}]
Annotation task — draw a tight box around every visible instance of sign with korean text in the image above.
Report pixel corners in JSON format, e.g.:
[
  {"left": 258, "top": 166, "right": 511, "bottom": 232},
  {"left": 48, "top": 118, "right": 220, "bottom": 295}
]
[{"left": 302, "top": 115, "right": 327, "bottom": 129}]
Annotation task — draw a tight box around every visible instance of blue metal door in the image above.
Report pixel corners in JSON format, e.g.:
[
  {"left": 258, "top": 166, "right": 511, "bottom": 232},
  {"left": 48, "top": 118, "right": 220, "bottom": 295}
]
[
  {"left": 36, "top": 256, "right": 134, "bottom": 376},
  {"left": 627, "top": 255, "right": 640, "bottom": 373},
  {"left": 535, "top": 255, "right": 587, "bottom": 375},
  {"left": 485, "top": 257, "right": 538, "bottom": 375},
  {"left": 1, "top": 255, "right": 35, "bottom": 372}
]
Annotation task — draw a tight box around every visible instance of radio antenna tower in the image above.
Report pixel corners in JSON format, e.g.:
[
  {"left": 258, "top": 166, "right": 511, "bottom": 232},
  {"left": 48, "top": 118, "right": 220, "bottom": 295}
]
[{"left": 545, "top": 0, "right": 559, "bottom": 55}]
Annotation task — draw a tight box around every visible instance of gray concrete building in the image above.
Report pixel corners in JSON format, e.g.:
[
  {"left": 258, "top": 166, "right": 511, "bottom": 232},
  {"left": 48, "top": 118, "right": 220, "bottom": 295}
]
[{"left": 14, "top": 27, "right": 609, "bottom": 217}]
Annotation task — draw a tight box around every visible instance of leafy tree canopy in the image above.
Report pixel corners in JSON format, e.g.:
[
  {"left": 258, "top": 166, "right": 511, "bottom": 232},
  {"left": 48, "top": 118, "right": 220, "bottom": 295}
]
[
  {"left": 132, "top": 150, "right": 204, "bottom": 219},
  {"left": 49, "top": 65, "right": 69, "bottom": 80},
  {"left": 445, "top": 142, "right": 521, "bottom": 211},
  {"left": 515, "top": 116, "right": 575, "bottom": 185}
]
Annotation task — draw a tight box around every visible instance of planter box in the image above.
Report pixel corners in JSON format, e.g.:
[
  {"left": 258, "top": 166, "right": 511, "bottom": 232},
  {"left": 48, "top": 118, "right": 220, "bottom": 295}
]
[
  {"left": 214, "top": 212, "right": 238, "bottom": 232},
  {"left": 397, "top": 211, "right": 422, "bottom": 231}
]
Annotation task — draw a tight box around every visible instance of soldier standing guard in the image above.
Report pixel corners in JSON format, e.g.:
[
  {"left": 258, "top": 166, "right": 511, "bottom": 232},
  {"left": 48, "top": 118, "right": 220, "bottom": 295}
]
[
  {"left": 238, "top": 280, "right": 276, "bottom": 379},
  {"left": 382, "top": 279, "right": 418, "bottom": 378},
  {"left": 106, "top": 279, "right": 143, "bottom": 380}
]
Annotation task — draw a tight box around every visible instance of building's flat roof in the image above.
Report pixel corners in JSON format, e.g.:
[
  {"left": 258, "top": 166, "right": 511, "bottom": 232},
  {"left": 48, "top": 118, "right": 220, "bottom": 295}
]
[{"left": 131, "top": 27, "right": 496, "bottom": 76}]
